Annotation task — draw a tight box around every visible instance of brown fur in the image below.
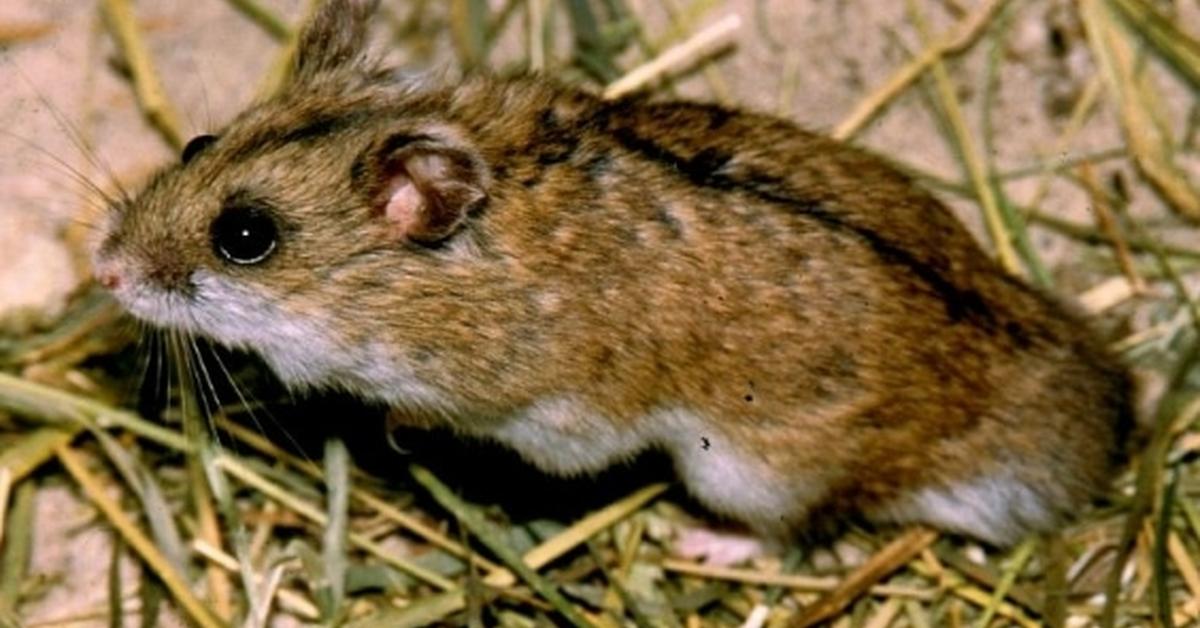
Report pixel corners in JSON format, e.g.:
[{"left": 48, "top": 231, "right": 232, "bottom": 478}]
[{"left": 95, "top": 0, "right": 1136, "bottom": 546}]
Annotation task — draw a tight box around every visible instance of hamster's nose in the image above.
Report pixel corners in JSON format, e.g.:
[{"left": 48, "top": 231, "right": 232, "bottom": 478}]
[
  {"left": 92, "top": 258, "right": 123, "bottom": 290},
  {"left": 96, "top": 271, "right": 121, "bottom": 290}
]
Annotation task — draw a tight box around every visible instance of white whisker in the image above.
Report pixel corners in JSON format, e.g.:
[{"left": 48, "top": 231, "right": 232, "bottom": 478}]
[
  {"left": 0, "top": 132, "right": 119, "bottom": 209},
  {"left": 206, "top": 348, "right": 314, "bottom": 466},
  {"left": 9, "top": 62, "right": 133, "bottom": 204}
]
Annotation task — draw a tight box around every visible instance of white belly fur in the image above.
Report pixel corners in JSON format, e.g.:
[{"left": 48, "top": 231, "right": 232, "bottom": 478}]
[{"left": 481, "top": 396, "right": 806, "bottom": 524}]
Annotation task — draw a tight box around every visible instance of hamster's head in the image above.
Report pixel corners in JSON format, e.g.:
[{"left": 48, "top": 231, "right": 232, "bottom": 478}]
[{"left": 92, "top": 0, "right": 490, "bottom": 382}]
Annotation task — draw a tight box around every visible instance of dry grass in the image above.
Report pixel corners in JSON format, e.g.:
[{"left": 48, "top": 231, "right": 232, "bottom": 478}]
[{"left": 1, "top": 0, "right": 1199, "bottom": 626}]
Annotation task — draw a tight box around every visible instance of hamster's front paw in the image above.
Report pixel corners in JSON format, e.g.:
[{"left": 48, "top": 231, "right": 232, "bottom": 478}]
[{"left": 672, "top": 527, "right": 768, "bottom": 566}]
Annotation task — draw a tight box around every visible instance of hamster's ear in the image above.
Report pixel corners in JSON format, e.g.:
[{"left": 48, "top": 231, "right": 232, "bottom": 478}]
[
  {"left": 359, "top": 134, "right": 489, "bottom": 244},
  {"left": 292, "top": 0, "right": 380, "bottom": 83}
]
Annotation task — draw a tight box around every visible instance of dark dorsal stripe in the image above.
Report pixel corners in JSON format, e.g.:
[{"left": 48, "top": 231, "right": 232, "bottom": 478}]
[{"left": 600, "top": 114, "right": 1000, "bottom": 329}]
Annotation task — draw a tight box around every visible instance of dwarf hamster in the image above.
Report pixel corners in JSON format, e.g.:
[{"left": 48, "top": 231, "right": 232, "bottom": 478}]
[{"left": 93, "top": 0, "right": 1135, "bottom": 549}]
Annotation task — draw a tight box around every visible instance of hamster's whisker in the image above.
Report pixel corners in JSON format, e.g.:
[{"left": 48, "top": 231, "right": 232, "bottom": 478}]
[
  {"left": 10, "top": 65, "right": 134, "bottom": 205},
  {"left": 152, "top": 327, "right": 171, "bottom": 412},
  {"left": 68, "top": 215, "right": 105, "bottom": 233},
  {"left": 147, "top": 327, "right": 171, "bottom": 417},
  {"left": 165, "top": 329, "right": 202, "bottom": 440},
  {"left": 190, "top": 58, "right": 216, "bottom": 139},
  {"left": 38, "top": 159, "right": 117, "bottom": 209},
  {"left": 61, "top": 190, "right": 115, "bottom": 217},
  {"left": 131, "top": 322, "right": 154, "bottom": 401},
  {"left": 205, "top": 347, "right": 314, "bottom": 467},
  {"left": 163, "top": 329, "right": 181, "bottom": 419},
  {"left": 1, "top": 134, "right": 120, "bottom": 208},
  {"left": 3, "top": 190, "right": 106, "bottom": 233},
  {"left": 203, "top": 347, "right": 263, "bottom": 424},
  {"left": 186, "top": 336, "right": 229, "bottom": 449}
]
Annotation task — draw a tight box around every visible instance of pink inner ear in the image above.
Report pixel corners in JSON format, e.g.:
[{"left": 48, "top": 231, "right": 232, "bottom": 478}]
[{"left": 383, "top": 173, "right": 425, "bottom": 238}]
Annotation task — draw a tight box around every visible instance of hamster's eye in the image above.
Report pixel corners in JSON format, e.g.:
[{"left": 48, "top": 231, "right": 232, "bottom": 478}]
[
  {"left": 182, "top": 134, "right": 217, "bottom": 164},
  {"left": 211, "top": 205, "right": 279, "bottom": 265}
]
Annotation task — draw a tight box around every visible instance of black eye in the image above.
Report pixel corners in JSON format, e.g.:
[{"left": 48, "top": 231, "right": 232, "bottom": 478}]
[
  {"left": 211, "top": 204, "right": 279, "bottom": 265},
  {"left": 182, "top": 134, "right": 217, "bottom": 164}
]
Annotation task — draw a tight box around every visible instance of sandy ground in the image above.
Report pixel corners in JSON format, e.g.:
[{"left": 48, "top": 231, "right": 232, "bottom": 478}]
[{"left": 0, "top": 0, "right": 1197, "bottom": 624}]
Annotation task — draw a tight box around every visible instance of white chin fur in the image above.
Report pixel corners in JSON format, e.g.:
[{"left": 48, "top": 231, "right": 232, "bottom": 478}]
[
  {"left": 116, "top": 284, "right": 205, "bottom": 334},
  {"left": 120, "top": 270, "right": 448, "bottom": 408}
]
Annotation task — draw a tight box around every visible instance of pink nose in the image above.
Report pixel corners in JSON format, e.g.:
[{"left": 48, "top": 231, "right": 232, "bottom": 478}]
[{"left": 96, "top": 269, "right": 121, "bottom": 290}]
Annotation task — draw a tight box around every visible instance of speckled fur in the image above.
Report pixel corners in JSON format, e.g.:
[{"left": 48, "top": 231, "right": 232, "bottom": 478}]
[{"left": 95, "top": 0, "right": 1136, "bottom": 546}]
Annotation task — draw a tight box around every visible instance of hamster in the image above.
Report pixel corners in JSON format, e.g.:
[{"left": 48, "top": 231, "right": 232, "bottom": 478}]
[{"left": 93, "top": 0, "right": 1136, "bottom": 552}]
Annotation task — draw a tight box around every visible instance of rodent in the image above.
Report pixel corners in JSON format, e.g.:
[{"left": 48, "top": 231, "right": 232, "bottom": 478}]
[{"left": 93, "top": 0, "right": 1136, "bottom": 553}]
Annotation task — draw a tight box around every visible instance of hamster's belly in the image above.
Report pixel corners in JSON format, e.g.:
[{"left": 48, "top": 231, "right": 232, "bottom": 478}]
[{"left": 478, "top": 396, "right": 811, "bottom": 523}]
